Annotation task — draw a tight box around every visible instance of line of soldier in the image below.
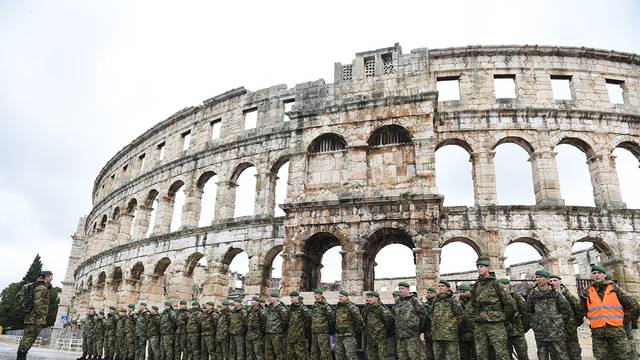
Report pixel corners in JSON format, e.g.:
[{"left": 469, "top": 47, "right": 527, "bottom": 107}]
[{"left": 74, "top": 256, "right": 639, "bottom": 360}]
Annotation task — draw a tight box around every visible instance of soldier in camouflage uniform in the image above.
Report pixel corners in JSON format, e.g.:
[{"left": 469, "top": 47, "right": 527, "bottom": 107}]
[
  {"left": 201, "top": 301, "right": 218, "bottom": 360},
  {"left": 160, "top": 300, "right": 177, "bottom": 360},
  {"left": 498, "top": 278, "right": 529, "bottom": 360},
  {"left": 393, "top": 281, "right": 427, "bottom": 360},
  {"left": 246, "top": 297, "right": 267, "bottom": 360},
  {"left": 134, "top": 303, "right": 149, "bottom": 360},
  {"left": 579, "top": 264, "right": 640, "bottom": 360},
  {"left": 424, "top": 287, "right": 437, "bottom": 360},
  {"left": 95, "top": 311, "right": 106, "bottom": 360},
  {"left": 115, "top": 308, "right": 127, "bottom": 360},
  {"left": 125, "top": 304, "right": 137, "bottom": 360},
  {"left": 175, "top": 300, "right": 189, "bottom": 360},
  {"left": 361, "top": 291, "right": 393, "bottom": 360},
  {"left": 549, "top": 275, "right": 582, "bottom": 360},
  {"left": 104, "top": 306, "right": 118, "bottom": 360},
  {"left": 526, "top": 269, "right": 571, "bottom": 360},
  {"left": 147, "top": 306, "right": 162, "bottom": 360},
  {"left": 392, "top": 290, "right": 400, "bottom": 303},
  {"left": 430, "top": 280, "right": 464, "bottom": 360},
  {"left": 17, "top": 270, "right": 52, "bottom": 360},
  {"left": 186, "top": 301, "right": 203, "bottom": 360},
  {"left": 310, "top": 288, "right": 333, "bottom": 360},
  {"left": 335, "top": 290, "right": 363, "bottom": 360},
  {"left": 287, "top": 291, "right": 310, "bottom": 360},
  {"left": 457, "top": 284, "right": 475, "bottom": 360},
  {"left": 78, "top": 306, "right": 96, "bottom": 360},
  {"left": 265, "top": 292, "right": 288, "bottom": 360},
  {"left": 470, "top": 257, "right": 515, "bottom": 360},
  {"left": 229, "top": 298, "right": 247, "bottom": 360},
  {"left": 215, "top": 300, "right": 232, "bottom": 360}
]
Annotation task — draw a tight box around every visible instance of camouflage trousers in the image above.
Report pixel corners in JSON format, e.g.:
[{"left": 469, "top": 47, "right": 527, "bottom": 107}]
[
  {"left": 508, "top": 335, "right": 529, "bottom": 360},
  {"left": 474, "top": 322, "right": 509, "bottom": 360},
  {"left": 397, "top": 336, "right": 421, "bottom": 360},
  {"left": 115, "top": 335, "right": 126, "bottom": 359},
  {"left": 125, "top": 333, "right": 136, "bottom": 359},
  {"left": 564, "top": 330, "right": 582, "bottom": 360},
  {"left": 201, "top": 333, "right": 215, "bottom": 360},
  {"left": 174, "top": 333, "right": 186, "bottom": 360},
  {"left": 161, "top": 334, "right": 175, "bottom": 360},
  {"left": 215, "top": 337, "right": 230, "bottom": 360},
  {"left": 459, "top": 340, "right": 476, "bottom": 360},
  {"left": 229, "top": 335, "right": 245, "bottom": 360},
  {"left": 148, "top": 335, "right": 161, "bottom": 360},
  {"left": 187, "top": 332, "right": 201, "bottom": 360},
  {"left": 17, "top": 324, "right": 43, "bottom": 353},
  {"left": 424, "top": 336, "right": 435, "bottom": 360},
  {"left": 105, "top": 334, "right": 116, "bottom": 358},
  {"left": 365, "top": 336, "right": 388, "bottom": 360},
  {"left": 335, "top": 335, "right": 357, "bottom": 360},
  {"left": 310, "top": 333, "right": 332, "bottom": 360},
  {"left": 592, "top": 326, "right": 635, "bottom": 360},
  {"left": 433, "top": 340, "right": 460, "bottom": 360},
  {"left": 82, "top": 334, "right": 95, "bottom": 356},
  {"left": 286, "top": 337, "right": 307, "bottom": 360},
  {"left": 95, "top": 336, "right": 104, "bottom": 357},
  {"left": 536, "top": 340, "right": 568, "bottom": 360},
  {"left": 264, "top": 333, "right": 285, "bottom": 360},
  {"left": 135, "top": 336, "right": 147, "bottom": 360},
  {"left": 246, "top": 336, "right": 265, "bottom": 360}
]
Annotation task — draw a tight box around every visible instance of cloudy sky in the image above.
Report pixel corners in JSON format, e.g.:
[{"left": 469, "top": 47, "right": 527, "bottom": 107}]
[{"left": 1, "top": 0, "right": 639, "bottom": 289}]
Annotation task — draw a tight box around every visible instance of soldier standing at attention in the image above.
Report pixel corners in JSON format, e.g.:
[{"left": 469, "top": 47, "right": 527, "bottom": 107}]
[
  {"left": 424, "top": 287, "right": 437, "bottom": 360},
  {"left": 95, "top": 310, "right": 106, "bottom": 360},
  {"left": 335, "top": 290, "right": 363, "bottom": 360},
  {"left": 470, "top": 257, "right": 515, "bottom": 360},
  {"left": 526, "top": 269, "right": 571, "bottom": 360},
  {"left": 104, "top": 306, "right": 118, "bottom": 360},
  {"left": 186, "top": 301, "right": 203, "bottom": 360},
  {"left": 201, "top": 301, "right": 218, "bottom": 360},
  {"left": 431, "top": 280, "right": 464, "bottom": 360},
  {"left": 579, "top": 264, "right": 640, "bottom": 360},
  {"left": 160, "top": 300, "right": 177, "bottom": 360},
  {"left": 393, "top": 281, "right": 427, "bottom": 360},
  {"left": 16, "top": 270, "right": 52, "bottom": 360},
  {"left": 392, "top": 291, "right": 400, "bottom": 303},
  {"left": 310, "top": 288, "right": 334, "bottom": 360},
  {"left": 134, "top": 303, "right": 149, "bottom": 360},
  {"left": 147, "top": 305, "right": 162, "bottom": 360},
  {"left": 549, "top": 274, "right": 582, "bottom": 360},
  {"left": 498, "top": 278, "right": 529, "bottom": 360},
  {"left": 125, "top": 304, "right": 137, "bottom": 360},
  {"left": 361, "top": 291, "right": 393, "bottom": 360},
  {"left": 246, "top": 297, "right": 267, "bottom": 360},
  {"left": 115, "top": 308, "right": 127, "bottom": 360},
  {"left": 215, "top": 300, "right": 232, "bottom": 360},
  {"left": 229, "top": 298, "right": 248, "bottom": 360},
  {"left": 287, "top": 291, "right": 310, "bottom": 360},
  {"left": 265, "top": 292, "right": 288, "bottom": 360},
  {"left": 78, "top": 306, "right": 96, "bottom": 360},
  {"left": 457, "top": 284, "right": 475, "bottom": 360},
  {"left": 175, "top": 300, "right": 189, "bottom": 360}
]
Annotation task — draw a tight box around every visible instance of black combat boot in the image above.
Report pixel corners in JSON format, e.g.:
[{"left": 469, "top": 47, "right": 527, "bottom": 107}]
[{"left": 16, "top": 351, "right": 27, "bottom": 360}]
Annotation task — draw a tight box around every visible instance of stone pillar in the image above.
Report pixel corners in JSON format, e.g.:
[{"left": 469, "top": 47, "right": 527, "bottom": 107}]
[
  {"left": 529, "top": 150, "right": 565, "bottom": 206},
  {"left": 243, "top": 255, "right": 262, "bottom": 296},
  {"left": 285, "top": 151, "right": 306, "bottom": 203},
  {"left": 141, "top": 274, "right": 165, "bottom": 304},
  {"left": 608, "top": 233, "right": 640, "bottom": 296},
  {"left": 471, "top": 151, "right": 497, "bottom": 206},
  {"left": 214, "top": 180, "right": 237, "bottom": 220},
  {"left": 103, "top": 219, "right": 119, "bottom": 251},
  {"left": 485, "top": 230, "right": 506, "bottom": 278},
  {"left": 153, "top": 196, "right": 174, "bottom": 235},
  {"left": 121, "top": 278, "right": 142, "bottom": 306},
  {"left": 415, "top": 246, "right": 440, "bottom": 298},
  {"left": 55, "top": 218, "right": 87, "bottom": 328},
  {"left": 341, "top": 249, "right": 364, "bottom": 295},
  {"left": 281, "top": 245, "right": 305, "bottom": 293},
  {"left": 207, "top": 260, "right": 232, "bottom": 299},
  {"left": 132, "top": 205, "right": 151, "bottom": 240},
  {"left": 255, "top": 172, "right": 277, "bottom": 217},
  {"left": 345, "top": 145, "right": 368, "bottom": 194},
  {"left": 93, "top": 230, "right": 106, "bottom": 256},
  {"left": 587, "top": 153, "right": 626, "bottom": 209},
  {"left": 166, "top": 270, "right": 194, "bottom": 301},
  {"left": 117, "top": 213, "right": 134, "bottom": 245},
  {"left": 181, "top": 187, "right": 203, "bottom": 229}
]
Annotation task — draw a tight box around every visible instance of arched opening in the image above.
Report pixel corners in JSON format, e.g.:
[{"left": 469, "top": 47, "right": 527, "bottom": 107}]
[
  {"left": 555, "top": 139, "right": 596, "bottom": 206},
  {"left": 439, "top": 239, "right": 480, "bottom": 276},
  {"left": 111, "top": 267, "right": 123, "bottom": 292},
  {"left": 301, "top": 233, "right": 342, "bottom": 291},
  {"left": 273, "top": 161, "right": 289, "bottom": 217},
  {"left": 197, "top": 171, "right": 218, "bottom": 227},
  {"left": 96, "top": 271, "right": 106, "bottom": 296},
  {"left": 504, "top": 239, "right": 546, "bottom": 280},
  {"left": 153, "top": 257, "right": 172, "bottom": 297},
  {"left": 309, "top": 133, "right": 347, "bottom": 154},
  {"left": 99, "top": 215, "right": 107, "bottom": 231},
  {"left": 234, "top": 164, "right": 257, "bottom": 218},
  {"left": 367, "top": 125, "right": 416, "bottom": 189},
  {"left": 435, "top": 143, "right": 474, "bottom": 206},
  {"left": 222, "top": 249, "right": 249, "bottom": 297},
  {"left": 613, "top": 145, "right": 640, "bottom": 208},
  {"left": 364, "top": 228, "right": 416, "bottom": 291},
  {"left": 494, "top": 142, "right": 535, "bottom": 205},
  {"left": 127, "top": 199, "right": 138, "bottom": 238},
  {"left": 367, "top": 125, "right": 412, "bottom": 147},
  {"left": 86, "top": 276, "right": 93, "bottom": 292},
  {"left": 145, "top": 190, "right": 159, "bottom": 237},
  {"left": 306, "top": 134, "right": 348, "bottom": 187},
  {"left": 125, "top": 262, "right": 145, "bottom": 304},
  {"left": 169, "top": 181, "right": 186, "bottom": 232},
  {"left": 131, "top": 262, "right": 144, "bottom": 281},
  {"left": 261, "top": 245, "right": 284, "bottom": 291},
  {"left": 112, "top": 207, "right": 121, "bottom": 221},
  {"left": 373, "top": 245, "right": 415, "bottom": 292},
  {"left": 185, "top": 252, "right": 208, "bottom": 300}
]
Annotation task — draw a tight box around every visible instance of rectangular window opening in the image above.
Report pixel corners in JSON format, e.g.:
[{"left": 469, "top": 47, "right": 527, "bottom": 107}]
[
  {"left": 493, "top": 74, "right": 516, "bottom": 99},
  {"left": 283, "top": 99, "right": 295, "bottom": 122},
  {"left": 157, "top": 142, "right": 166, "bottom": 161},
  {"left": 342, "top": 65, "right": 353, "bottom": 81},
  {"left": 210, "top": 119, "right": 222, "bottom": 140},
  {"left": 437, "top": 76, "right": 461, "bottom": 101},
  {"left": 364, "top": 57, "right": 375, "bottom": 78},
  {"left": 244, "top": 108, "right": 258, "bottom": 130},
  {"left": 138, "top": 153, "right": 146, "bottom": 171},
  {"left": 122, "top": 164, "right": 128, "bottom": 172},
  {"left": 382, "top": 53, "right": 394, "bottom": 75},
  {"left": 551, "top": 75, "right": 572, "bottom": 100},
  {"left": 606, "top": 79, "right": 625, "bottom": 104},
  {"left": 181, "top": 131, "right": 191, "bottom": 151}
]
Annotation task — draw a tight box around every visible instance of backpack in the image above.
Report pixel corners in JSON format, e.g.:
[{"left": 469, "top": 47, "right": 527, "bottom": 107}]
[
  {"left": 16, "top": 282, "right": 37, "bottom": 315},
  {"left": 379, "top": 304, "right": 396, "bottom": 338}
]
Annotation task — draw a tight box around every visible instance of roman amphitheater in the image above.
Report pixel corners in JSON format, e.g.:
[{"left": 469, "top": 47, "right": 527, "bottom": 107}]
[{"left": 57, "top": 44, "right": 640, "bottom": 324}]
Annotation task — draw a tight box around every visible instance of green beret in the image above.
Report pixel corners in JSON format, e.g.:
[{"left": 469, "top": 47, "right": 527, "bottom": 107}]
[
  {"left": 289, "top": 291, "right": 299, "bottom": 297},
  {"left": 606, "top": 272, "right": 612, "bottom": 281},
  {"left": 366, "top": 291, "right": 380, "bottom": 298},
  {"left": 206, "top": 301, "right": 215, "bottom": 306},
  {"left": 550, "top": 274, "right": 561, "bottom": 280},
  {"left": 252, "top": 296, "right": 259, "bottom": 301},
  {"left": 398, "top": 281, "right": 411, "bottom": 288},
  {"left": 535, "top": 269, "right": 551, "bottom": 278},
  {"left": 314, "top": 288, "right": 324, "bottom": 294},
  {"left": 270, "top": 291, "right": 280, "bottom": 297},
  {"left": 458, "top": 284, "right": 470, "bottom": 291},
  {"left": 127, "top": 304, "right": 135, "bottom": 309},
  {"left": 151, "top": 305, "right": 158, "bottom": 311},
  {"left": 191, "top": 301, "right": 199, "bottom": 306},
  {"left": 439, "top": 280, "right": 450, "bottom": 288},
  {"left": 164, "top": 300, "right": 173, "bottom": 306},
  {"left": 591, "top": 264, "right": 607, "bottom": 274},
  {"left": 109, "top": 306, "right": 116, "bottom": 311},
  {"left": 234, "top": 298, "right": 243, "bottom": 303},
  {"left": 139, "top": 302, "right": 147, "bottom": 306},
  {"left": 298, "top": 296, "right": 304, "bottom": 301},
  {"left": 258, "top": 297, "right": 266, "bottom": 303},
  {"left": 179, "top": 300, "right": 188, "bottom": 305},
  {"left": 427, "top": 287, "right": 437, "bottom": 293},
  {"left": 499, "top": 278, "right": 510, "bottom": 285},
  {"left": 476, "top": 257, "right": 490, "bottom": 266},
  {"left": 221, "top": 300, "right": 229, "bottom": 305},
  {"left": 339, "top": 290, "right": 349, "bottom": 296},
  {"left": 40, "top": 270, "right": 53, "bottom": 278},
  {"left": 392, "top": 290, "right": 401, "bottom": 296}
]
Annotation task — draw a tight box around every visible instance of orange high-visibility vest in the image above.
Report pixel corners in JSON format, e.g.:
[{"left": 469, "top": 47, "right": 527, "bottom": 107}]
[{"left": 587, "top": 283, "right": 624, "bottom": 328}]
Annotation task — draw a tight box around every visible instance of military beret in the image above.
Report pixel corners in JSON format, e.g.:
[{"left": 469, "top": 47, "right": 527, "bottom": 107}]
[
  {"left": 191, "top": 301, "right": 199, "bottom": 306},
  {"left": 392, "top": 291, "right": 401, "bottom": 296},
  {"left": 164, "top": 300, "right": 173, "bottom": 306},
  {"left": 591, "top": 264, "right": 607, "bottom": 274},
  {"left": 339, "top": 290, "right": 349, "bottom": 296},
  {"left": 289, "top": 291, "right": 299, "bottom": 297},
  {"left": 206, "top": 301, "right": 215, "bottom": 306},
  {"left": 234, "top": 298, "right": 243, "bottom": 303},
  {"left": 258, "top": 297, "right": 266, "bottom": 303},
  {"left": 535, "top": 269, "right": 550, "bottom": 278},
  {"left": 99, "top": 310, "right": 105, "bottom": 315},
  {"left": 298, "top": 296, "right": 304, "bottom": 301},
  {"left": 476, "top": 257, "right": 490, "bottom": 266},
  {"left": 427, "top": 287, "right": 437, "bottom": 293},
  {"left": 151, "top": 305, "right": 158, "bottom": 311},
  {"left": 109, "top": 306, "right": 116, "bottom": 311},
  {"left": 439, "top": 280, "right": 451, "bottom": 288},
  {"left": 40, "top": 270, "right": 53, "bottom": 278},
  {"left": 458, "top": 284, "right": 470, "bottom": 291},
  {"left": 222, "top": 300, "right": 230, "bottom": 305},
  {"left": 398, "top": 281, "right": 411, "bottom": 288},
  {"left": 550, "top": 274, "right": 562, "bottom": 280},
  {"left": 139, "top": 302, "right": 147, "bottom": 306},
  {"left": 127, "top": 304, "right": 135, "bottom": 309},
  {"left": 366, "top": 291, "right": 380, "bottom": 298},
  {"left": 270, "top": 291, "right": 280, "bottom": 297},
  {"left": 252, "top": 296, "right": 260, "bottom": 301},
  {"left": 498, "top": 278, "right": 510, "bottom": 285},
  {"left": 119, "top": 308, "right": 127, "bottom": 312},
  {"left": 179, "top": 300, "right": 188, "bottom": 305},
  {"left": 606, "top": 272, "right": 613, "bottom": 281},
  {"left": 314, "top": 288, "right": 324, "bottom": 294}
]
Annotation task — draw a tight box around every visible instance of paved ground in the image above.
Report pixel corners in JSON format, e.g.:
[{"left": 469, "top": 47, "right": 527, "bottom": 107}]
[{"left": 0, "top": 343, "right": 80, "bottom": 359}]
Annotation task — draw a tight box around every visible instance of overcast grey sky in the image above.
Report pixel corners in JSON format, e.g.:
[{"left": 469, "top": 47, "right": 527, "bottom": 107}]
[{"left": 1, "top": 0, "right": 639, "bottom": 289}]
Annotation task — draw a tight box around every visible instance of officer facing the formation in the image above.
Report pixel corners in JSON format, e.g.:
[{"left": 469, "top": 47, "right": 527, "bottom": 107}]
[
  {"left": 201, "top": 301, "right": 218, "bottom": 360},
  {"left": 175, "top": 300, "right": 189, "bottom": 360},
  {"left": 104, "top": 306, "right": 118, "bottom": 360},
  {"left": 335, "top": 290, "right": 363, "bottom": 360},
  {"left": 147, "top": 305, "right": 161, "bottom": 360},
  {"left": 287, "top": 291, "right": 310, "bottom": 360},
  {"left": 124, "top": 304, "right": 136, "bottom": 360},
  {"left": 580, "top": 264, "right": 640, "bottom": 360},
  {"left": 16, "top": 270, "right": 52, "bottom": 360},
  {"left": 134, "top": 303, "right": 149, "bottom": 360},
  {"left": 457, "top": 284, "right": 475, "bottom": 360},
  {"left": 549, "top": 274, "right": 582, "bottom": 360},
  {"left": 115, "top": 308, "right": 127, "bottom": 360},
  {"left": 215, "top": 300, "right": 231, "bottom": 360},
  {"left": 424, "top": 287, "right": 437, "bottom": 360},
  {"left": 229, "top": 298, "right": 247, "bottom": 360},
  {"left": 246, "top": 297, "right": 267, "bottom": 360},
  {"left": 361, "top": 291, "right": 393, "bottom": 360},
  {"left": 265, "top": 291, "right": 288, "bottom": 360},
  {"left": 78, "top": 306, "right": 96, "bottom": 360},
  {"left": 187, "top": 301, "right": 203, "bottom": 360},
  {"left": 498, "top": 278, "right": 529, "bottom": 360},
  {"left": 310, "top": 288, "right": 334, "bottom": 360},
  {"left": 160, "top": 300, "right": 177, "bottom": 360},
  {"left": 470, "top": 257, "right": 515, "bottom": 360},
  {"left": 527, "top": 269, "right": 572, "bottom": 360},
  {"left": 95, "top": 310, "right": 106, "bottom": 360},
  {"left": 393, "top": 281, "right": 427, "bottom": 360},
  {"left": 430, "top": 280, "right": 464, "bottom": 360}
]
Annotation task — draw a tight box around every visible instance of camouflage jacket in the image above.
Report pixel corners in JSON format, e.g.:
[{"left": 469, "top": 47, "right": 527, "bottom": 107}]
[
  {"left": 147, "top": 313, "right": 161, "bottom": 337},
  {"left": 104, "top": 313, "right": 117, "bottom": 337},
  {"left": 186, "top": 308, "right": 203, "bottom": 334},
  {"left": 134, "top": 310, "right": 149, "bottom": 337},
  {"left": 287, "top": 301, "right": 310, "bottom": 339},
  {"left": 393, "top": 294, "right": 427, "bottom": 339},
  {"left": 229, "top": 306, "right": 247, "bottom": 335},
  {"left": 559, "top": 285, "right": 581, "bottom": 332},
  {"left": 201, "top": 309, "right": 219, "bottom": 336},
  {"left": 265, "top": 301, "right": 288, "bottom": 334},
  {"left": 579, "top": 280, "right": 640, "bottom": 336},
  {"left": 175, "top": 308, "right": 189, "bottom": 335},
  {"left": 430, "top": 291, "right": 464, "bottom": 341},
  {"left": 160, "top": 307, "right": 177, "bottom": 335},
  {"left": 82, "top": 314, "right": 96, "bottom": 337},
  {"left": 526, "top": 286, "right": 571, "bottom": 342},
  {"left": 458, "top": 296, "right": 475, "bottom": 341},
  {"left": 423, "top": 297, "right": 435, "bottom": 336},
  {"left": 216, "top": 309, "right": 231, "bottom": 340},
  {"left": 116, "top": 315, "right": 126, "bottom": 337},
  {"left": 94, "top": 316, "right": 105, "bottom": 337},
  {"left": 311, "top": 298, "right": 334, "bottom": 334},
  {"left": 335, "top": 300, "right": 363, "bottom": 337},
  {"left": 471, "top": 274, "right": 515, "bottom": 323},
  {"left": 247, "top": 306, "right": 267, "bottom": 340},
  {"left": 362, "top": 302, "right": 393, "bottom": 341},
  {"left": 506, "top": 291, "right": 529, "bottom": 337},
  {"left": 23, "top": 281, "right": 50, "bottom": 325},
  {"left": 124, "top": 312, "right": 136, "bottom": 336}
]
